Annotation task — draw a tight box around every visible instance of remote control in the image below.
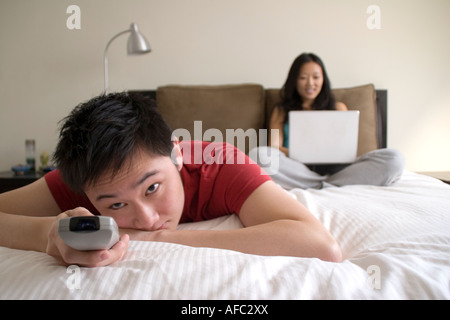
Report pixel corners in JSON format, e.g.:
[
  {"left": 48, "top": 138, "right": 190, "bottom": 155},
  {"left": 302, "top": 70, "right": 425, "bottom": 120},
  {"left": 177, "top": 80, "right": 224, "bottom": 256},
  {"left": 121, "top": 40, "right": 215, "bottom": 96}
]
[{"left": 58, "top": 216, "right": 120, "bottom": 251}]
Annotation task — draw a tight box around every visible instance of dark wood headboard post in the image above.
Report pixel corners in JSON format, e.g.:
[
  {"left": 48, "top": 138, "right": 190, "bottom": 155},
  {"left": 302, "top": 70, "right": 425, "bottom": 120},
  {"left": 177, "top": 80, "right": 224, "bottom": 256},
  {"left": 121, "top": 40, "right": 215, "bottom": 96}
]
[
  {"left": 130, "top": 88, "right": 388, "bottom": 150},
  {"left": 375, "top": 90, "right": 387, "bottom": 149}
]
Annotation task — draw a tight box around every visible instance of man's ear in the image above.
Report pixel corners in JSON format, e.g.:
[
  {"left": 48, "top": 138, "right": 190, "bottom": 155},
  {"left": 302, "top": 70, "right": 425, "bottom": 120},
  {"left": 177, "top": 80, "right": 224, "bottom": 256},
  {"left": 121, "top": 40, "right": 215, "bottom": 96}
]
[{"left": 171, "top": 137, "right": 183, "bottom": 171}]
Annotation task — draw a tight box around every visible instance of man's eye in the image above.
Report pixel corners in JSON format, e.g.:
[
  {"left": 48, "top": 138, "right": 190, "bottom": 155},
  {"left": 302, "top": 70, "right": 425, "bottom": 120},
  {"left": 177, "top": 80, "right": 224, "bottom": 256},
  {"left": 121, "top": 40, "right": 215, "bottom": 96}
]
[
  {"left": 110, "top": 203, "right": 126, "bottom": 210},
  {"left": 146, "top": 183, "right": 160, "bottom": 195}
]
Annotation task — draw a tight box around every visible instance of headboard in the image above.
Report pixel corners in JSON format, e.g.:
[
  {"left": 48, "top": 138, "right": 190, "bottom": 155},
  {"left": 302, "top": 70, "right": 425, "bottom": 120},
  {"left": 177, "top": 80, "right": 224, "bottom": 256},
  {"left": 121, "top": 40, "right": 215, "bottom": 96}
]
[{"left": 130, "top": 85, "right": 387, "bottom": 151}]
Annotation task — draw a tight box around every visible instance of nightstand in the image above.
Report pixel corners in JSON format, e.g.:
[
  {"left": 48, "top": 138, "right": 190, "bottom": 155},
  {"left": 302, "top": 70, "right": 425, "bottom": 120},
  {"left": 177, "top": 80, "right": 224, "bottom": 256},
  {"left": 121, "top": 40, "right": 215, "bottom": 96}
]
[
  {"left": 0, "top": 171, "right": 44, "bottom": 193},
  {"left": 418, "top": 171, "right": 450, "bottom": 184}
]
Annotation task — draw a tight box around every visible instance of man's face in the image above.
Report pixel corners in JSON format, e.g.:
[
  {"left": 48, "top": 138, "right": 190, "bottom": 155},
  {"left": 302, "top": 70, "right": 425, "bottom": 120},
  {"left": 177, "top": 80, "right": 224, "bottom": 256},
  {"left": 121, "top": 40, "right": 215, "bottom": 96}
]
[{"left": 84, "top": 145, "right": 185, "bottom": 231}]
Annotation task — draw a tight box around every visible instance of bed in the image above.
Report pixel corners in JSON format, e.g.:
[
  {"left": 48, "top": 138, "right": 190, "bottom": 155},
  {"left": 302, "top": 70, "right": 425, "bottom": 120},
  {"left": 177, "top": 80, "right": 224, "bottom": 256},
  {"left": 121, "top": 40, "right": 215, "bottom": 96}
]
[
  {"left": 1, "top": 171, "right": 449, "bottom": 299},
  {"left": 1, "top": 84, "right": 449, "bottom": 300}
]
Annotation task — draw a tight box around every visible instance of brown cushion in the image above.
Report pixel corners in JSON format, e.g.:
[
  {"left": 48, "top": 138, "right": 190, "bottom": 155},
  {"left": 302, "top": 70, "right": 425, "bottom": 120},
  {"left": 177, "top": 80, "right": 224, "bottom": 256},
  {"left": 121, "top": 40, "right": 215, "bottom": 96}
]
[
  {"left": 333, "top": 84, "right": 378, "bottom": 156},
  {"left": 156, "top": 84, "right": 265, "bottom": 153},
  {"left": 265, "top": 84, "right": 378, "bottom": 156}
]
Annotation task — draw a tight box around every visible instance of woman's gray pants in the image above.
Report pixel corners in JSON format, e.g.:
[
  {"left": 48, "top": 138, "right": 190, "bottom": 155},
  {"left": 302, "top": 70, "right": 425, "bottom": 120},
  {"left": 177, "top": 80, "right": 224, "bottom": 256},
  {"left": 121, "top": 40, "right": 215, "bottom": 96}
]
[{"left": 249, "top": 147, "right": 405, "bottom": 189}]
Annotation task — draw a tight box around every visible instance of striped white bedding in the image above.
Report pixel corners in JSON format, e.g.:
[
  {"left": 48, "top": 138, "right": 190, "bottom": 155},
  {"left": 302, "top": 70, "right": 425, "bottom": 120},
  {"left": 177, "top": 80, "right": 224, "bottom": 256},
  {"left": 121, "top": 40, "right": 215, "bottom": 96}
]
[{"left": 1, "top": 171, "right": 449, "bottom": 299}]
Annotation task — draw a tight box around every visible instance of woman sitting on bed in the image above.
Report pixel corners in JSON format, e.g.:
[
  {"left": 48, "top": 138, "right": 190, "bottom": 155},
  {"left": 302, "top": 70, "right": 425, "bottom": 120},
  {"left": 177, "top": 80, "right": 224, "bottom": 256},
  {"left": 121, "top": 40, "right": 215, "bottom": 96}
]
[
  {"left": 0, "top": 92, "right": 342, "bottom": 267},
  {"left": 252, "top": 53, "right": 405, "bottom": 189}
]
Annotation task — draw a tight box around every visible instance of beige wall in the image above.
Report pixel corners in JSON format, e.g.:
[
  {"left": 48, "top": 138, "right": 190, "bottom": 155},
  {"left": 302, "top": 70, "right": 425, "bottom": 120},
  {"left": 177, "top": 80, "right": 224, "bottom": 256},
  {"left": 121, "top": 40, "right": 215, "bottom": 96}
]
[{"left": 1, "top": 0, "right": 449, "bottom": 171}]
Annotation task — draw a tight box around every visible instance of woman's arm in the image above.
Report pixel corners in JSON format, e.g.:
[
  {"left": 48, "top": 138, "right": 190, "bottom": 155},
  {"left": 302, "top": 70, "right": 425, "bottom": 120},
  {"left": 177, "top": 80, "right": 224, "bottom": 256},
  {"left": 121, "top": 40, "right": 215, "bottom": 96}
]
[
  {"left": 269, "top": 106, "right": 289, "bottom": 156},
  {"left": 336, "top": 101, "right": 348, "bottom": 111}
]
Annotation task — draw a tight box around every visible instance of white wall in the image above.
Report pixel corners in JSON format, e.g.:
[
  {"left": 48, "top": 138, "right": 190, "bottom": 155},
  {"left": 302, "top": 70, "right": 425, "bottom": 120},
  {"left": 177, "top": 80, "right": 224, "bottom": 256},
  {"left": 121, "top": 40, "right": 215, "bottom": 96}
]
[{"left": 1, "top": 0, "right": 449, "bottom": 171}]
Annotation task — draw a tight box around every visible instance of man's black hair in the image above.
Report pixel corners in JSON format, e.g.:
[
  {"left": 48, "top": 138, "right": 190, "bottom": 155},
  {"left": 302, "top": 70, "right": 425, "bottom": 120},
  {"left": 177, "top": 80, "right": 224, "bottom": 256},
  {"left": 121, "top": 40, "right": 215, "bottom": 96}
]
[{"left": 53, "top": 92, "right": 173, "bottom": 194}]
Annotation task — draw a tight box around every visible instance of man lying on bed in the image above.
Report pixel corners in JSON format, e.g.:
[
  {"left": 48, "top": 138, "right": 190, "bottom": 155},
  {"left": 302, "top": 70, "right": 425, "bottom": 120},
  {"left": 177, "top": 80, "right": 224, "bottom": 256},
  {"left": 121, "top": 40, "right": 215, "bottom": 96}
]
[{"left": 0, "top": 92, "right": 341, "bottom": 267}]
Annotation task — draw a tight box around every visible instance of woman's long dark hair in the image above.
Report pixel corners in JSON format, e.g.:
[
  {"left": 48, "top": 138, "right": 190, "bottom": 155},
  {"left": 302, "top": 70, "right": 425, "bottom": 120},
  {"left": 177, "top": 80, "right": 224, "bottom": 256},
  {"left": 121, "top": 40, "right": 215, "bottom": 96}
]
[{"left": 278, "top": 53, "right": 336, "bottom": 123}]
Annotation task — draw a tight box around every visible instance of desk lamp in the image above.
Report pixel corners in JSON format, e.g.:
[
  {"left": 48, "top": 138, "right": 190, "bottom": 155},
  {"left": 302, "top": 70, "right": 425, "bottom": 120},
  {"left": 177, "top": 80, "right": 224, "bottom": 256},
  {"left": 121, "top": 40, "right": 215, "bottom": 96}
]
[{"left": 104, "top": 23, "right": 151, "bottom": 93}]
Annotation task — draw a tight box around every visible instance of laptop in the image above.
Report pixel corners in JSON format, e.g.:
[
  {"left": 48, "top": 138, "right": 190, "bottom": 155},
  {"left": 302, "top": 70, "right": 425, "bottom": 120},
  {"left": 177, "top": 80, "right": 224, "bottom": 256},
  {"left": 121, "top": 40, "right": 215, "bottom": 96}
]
[{"left": 288, "top": 111, "right": 360, "bottom": 164}]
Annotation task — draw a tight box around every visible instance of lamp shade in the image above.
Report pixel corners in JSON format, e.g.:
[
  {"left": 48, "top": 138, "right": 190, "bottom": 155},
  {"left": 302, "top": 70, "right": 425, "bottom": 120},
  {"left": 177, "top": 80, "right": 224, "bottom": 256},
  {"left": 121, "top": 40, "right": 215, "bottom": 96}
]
[{"left": 127, "top": 23, "right": 151, "bottom": 55}]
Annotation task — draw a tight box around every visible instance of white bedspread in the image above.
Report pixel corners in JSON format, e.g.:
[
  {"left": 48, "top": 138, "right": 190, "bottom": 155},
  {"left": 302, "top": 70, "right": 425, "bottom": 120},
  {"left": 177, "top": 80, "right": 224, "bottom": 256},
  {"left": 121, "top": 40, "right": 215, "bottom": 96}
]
[{"left": 1, "top": 171, "right": 449, "bottom": 299}]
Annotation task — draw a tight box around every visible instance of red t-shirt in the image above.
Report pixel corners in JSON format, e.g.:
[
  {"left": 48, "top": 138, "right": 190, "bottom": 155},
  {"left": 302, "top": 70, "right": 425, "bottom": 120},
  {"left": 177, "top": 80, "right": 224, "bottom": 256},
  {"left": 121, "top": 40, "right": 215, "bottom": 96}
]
[{"left": 45, "top": 141, "right": 271, "bottom": 223}]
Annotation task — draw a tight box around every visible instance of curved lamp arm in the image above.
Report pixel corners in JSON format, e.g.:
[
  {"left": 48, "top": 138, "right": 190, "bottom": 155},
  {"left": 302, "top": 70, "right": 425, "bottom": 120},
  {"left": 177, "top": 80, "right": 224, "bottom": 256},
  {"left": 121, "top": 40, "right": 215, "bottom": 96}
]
[{"left": 104, "top": 23, "right": 151, "bottom": 93}]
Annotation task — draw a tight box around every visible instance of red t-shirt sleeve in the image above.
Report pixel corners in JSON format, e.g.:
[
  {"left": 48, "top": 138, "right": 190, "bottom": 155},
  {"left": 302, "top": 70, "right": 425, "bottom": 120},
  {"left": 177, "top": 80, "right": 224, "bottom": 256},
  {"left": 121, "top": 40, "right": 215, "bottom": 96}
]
[
  {"left": 212, "top": 154, "right": 270, "bottom": 215},
  {"left": 44, "top": 170, "right": 99, "bottom": 214},
  {"left": 179, "top": 141, "right": 271, "bottom": 222}
]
